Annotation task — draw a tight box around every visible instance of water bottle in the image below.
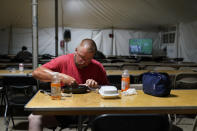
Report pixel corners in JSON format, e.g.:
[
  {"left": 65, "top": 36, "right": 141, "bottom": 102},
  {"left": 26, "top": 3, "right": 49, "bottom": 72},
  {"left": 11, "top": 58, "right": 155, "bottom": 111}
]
[
  {"left": 121, "top": 69, "right": 130, "bottom": 92},
  {"left": 19, "top": 63, "right": 24, "bottom": 72},
  {"left": 51, "top": 72, "right": 61, "bottom": 100}
]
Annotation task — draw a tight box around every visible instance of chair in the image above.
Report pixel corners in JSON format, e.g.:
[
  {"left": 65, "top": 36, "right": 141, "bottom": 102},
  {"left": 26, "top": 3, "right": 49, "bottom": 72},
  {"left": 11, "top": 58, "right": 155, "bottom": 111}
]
[
  {"left": 107, "top": 75, "right": 122, "bottom": 89},
  {"left": 3, "top": 76, "right": 37, "bottom": 130},
  {"left": 111, "top": 59, "right": 125, "bottom": 63},
  {"left": 0, "top": 79, "right": 9, "bottom": 131},
  {"left": 192, "top": 116, "right": 197, "bottom": 131},
  {"left": 0, "top": 79, "right": 6, "bottom": 106},
  {"left": 107, "top": 75, "right": 134, "bottom": 90},
  {"left": 144, "top": 66, "right": 176, "bottom": 71},
  {"left": 90, "top": 114, "right": 171, "bottom": 131},
  {"left": 173, "top": 73, "right": 197, "bottom": 130},
  {"left": 179, "top": 66, "right": 197, "bottom": 71},
  {"left": 121, "top": 65, "right": 139, "bottom": 70},
  {"left": 154, "top": 66, "right": 176, "bottom": 71},
  {"left": 174, "top": 73, "right": 197, "bottom": 89},
  {"left": 144, "top": 66, "right": 157, "bottom": 70},
  {"left": 104, "top": 65, "right": 120, "bottom": 70}
]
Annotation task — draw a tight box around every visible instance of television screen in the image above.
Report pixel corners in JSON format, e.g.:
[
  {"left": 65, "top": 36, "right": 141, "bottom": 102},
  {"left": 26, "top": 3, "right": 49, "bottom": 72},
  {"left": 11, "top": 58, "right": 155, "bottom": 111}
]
[{"left": 129, "top": 38, "right": 152, "bottom": 56}]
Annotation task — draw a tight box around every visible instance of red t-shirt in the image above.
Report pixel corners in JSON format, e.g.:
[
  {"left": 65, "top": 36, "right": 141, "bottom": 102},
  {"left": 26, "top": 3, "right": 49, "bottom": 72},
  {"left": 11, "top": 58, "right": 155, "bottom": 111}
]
[{"left": 43, "top": 53, "right": 109, "bottom": 85}]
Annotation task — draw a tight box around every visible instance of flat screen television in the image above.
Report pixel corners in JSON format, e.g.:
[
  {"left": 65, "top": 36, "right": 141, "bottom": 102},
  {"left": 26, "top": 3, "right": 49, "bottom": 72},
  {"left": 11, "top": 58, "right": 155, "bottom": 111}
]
[{"left": 129, "top": 38, "right": 153, "bottom": 57}]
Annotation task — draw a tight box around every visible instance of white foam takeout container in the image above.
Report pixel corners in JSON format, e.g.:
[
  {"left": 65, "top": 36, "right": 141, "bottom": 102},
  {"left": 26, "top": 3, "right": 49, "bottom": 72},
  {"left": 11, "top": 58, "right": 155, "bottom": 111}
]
[{"left": 99, "top": 85, "right": 119, "bottom": 98}]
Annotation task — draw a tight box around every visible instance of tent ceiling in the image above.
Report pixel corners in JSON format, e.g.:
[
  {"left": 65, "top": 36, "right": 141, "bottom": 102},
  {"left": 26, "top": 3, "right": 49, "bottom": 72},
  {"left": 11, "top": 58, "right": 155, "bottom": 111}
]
[{"left": 0, "top": 0, "right": 197, "bottom": 30}]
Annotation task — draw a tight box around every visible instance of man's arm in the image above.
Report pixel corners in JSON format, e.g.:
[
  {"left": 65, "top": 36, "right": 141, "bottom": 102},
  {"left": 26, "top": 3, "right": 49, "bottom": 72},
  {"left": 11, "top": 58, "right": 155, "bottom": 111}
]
[
  {"left": 32, "top": 66, "right": 77, "bottom": 86},
  {"left": 32, "top": 66, "right": 53, "bottom": 82}
]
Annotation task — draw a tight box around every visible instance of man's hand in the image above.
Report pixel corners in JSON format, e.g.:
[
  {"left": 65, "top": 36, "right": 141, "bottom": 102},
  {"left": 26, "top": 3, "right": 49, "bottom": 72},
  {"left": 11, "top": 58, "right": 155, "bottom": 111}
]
[
  {"left": 59, "top": 73, "right": 78, "bottom": 86},
  {"left": 32, "top": 67, "right": 78, "bottom": 86},
  {"left": 85, "top": 79, "right": 98, "bottom": 88}
]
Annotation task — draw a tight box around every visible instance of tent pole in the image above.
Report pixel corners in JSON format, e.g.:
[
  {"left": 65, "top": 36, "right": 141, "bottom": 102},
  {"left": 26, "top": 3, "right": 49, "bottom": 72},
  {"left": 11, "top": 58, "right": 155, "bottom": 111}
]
[
  {"left": 176, "top": 24, "right": 179, "bottom": 58},
  {"left": 112, "top": 27, "right": 114, "bottom": 55},
  {"left": 8, "top": 25, "right": 12, "bottom": 55},
  {"left": 55, "top": 0, "right": 58, "bottom": 57},
  {"left": 32, "top": 0, "right": 38, "bottom": 69}
]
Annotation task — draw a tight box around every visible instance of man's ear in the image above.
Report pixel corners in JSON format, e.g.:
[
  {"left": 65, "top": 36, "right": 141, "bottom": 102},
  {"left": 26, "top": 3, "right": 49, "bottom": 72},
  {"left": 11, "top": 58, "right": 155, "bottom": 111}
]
[{"left": 75, "top": 48, "right": 77, "bottom": 52}]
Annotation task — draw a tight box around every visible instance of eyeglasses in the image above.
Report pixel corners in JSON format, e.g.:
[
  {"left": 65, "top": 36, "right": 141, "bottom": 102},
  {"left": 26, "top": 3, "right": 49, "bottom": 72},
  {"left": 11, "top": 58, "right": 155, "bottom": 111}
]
[{"left": 75, "top": 51, "right": 92, "bottom": 63}]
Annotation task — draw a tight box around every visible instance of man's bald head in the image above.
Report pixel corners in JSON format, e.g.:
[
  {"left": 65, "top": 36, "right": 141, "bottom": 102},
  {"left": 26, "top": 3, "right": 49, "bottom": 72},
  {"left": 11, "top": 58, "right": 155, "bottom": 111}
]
[
  {"left": 75, "top": 39, "right": 97, "bottom": 68},
  {"left": 78, "top": 39, "right": 97, "bottom": 54}
]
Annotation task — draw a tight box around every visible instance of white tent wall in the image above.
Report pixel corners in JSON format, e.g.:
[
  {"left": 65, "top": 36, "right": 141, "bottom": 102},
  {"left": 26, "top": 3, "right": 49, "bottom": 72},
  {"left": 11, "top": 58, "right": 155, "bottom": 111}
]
[
  {"left": 38, "top": 28, "right": 57, "bottom": 55},
  {"left": 113, "top": 30, "right": 161, "bottom": 56},
  {"left": 67, "top": 28, "right": 161, "bottom": 56},
  {"left": 166, "top": 44, "right": 177, "bottom": 58},
  {"left": 0, "top": 27, "right": 58, "bottom": 56},
  {"left": 0, "top": 27, "right": 94, "bottom": 56},
  {"left": 0, "top": 28, "right": 9, "bottom": 54},
  {"left": 179, "top": 21, "right": 197, "bottom": 62},
  {"left": 0, "top": 27, "right": 162, "bottom": 57},
  {"left": 12, "top": 28, "right": 32, "bottom": 55},
  {"left": 93, "top": 29, "right": 113, "bottom": 56},
  {"left": 1, "top": 22, "right": 197, "bottom": 62},
  {"left": 66, "top": 28, "right": 92, "bottom": 54}
]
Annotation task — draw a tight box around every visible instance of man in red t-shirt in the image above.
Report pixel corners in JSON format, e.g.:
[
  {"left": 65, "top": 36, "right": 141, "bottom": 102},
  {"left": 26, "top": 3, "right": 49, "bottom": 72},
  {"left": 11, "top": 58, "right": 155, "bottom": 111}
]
[{"left": 28, "top": 39, "right": 109, "bottom": 131}]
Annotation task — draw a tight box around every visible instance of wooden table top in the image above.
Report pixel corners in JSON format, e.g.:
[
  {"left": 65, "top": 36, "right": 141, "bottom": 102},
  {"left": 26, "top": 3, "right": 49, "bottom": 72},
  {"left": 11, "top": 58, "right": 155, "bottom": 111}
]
[
  {"left": 106, "top": 70, "right": 195, "bottom": 76},
  {"left": 0, "top": 70, "right": 32, "bottom": 76},
  {"left": 0, "top": 69, "right": 194, "bottom": 77},
  {"left": 102, "top": 61, "right": 197, "bottom": 68},
  {"left": 25, "top": 90, "right": 197, "bottom": 115},
  {"left": 0, "top": 69, "right": 193, "bottom": 77}
]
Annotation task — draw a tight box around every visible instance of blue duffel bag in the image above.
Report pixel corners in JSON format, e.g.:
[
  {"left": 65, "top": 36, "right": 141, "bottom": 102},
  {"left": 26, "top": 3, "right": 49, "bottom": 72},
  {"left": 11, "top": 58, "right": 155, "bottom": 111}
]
[{"left": 142, "top": 72, "right": 171, "bottom": 97}]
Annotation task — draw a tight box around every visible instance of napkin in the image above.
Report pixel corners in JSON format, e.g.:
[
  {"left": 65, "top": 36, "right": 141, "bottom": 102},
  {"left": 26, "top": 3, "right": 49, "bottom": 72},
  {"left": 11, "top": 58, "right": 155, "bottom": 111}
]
[{"left": 122, "top": 88, "right": 137, "bottom": 96}]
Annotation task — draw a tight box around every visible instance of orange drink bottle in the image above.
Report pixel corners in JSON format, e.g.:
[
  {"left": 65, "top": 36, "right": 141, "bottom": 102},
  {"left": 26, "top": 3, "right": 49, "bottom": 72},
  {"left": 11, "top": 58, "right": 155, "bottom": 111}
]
[
  {"left": 121, "top": 70, "right": 130, "bottom": 92},
  {"left": 51, "top": 72, "right": 61, "bottom": 100}
]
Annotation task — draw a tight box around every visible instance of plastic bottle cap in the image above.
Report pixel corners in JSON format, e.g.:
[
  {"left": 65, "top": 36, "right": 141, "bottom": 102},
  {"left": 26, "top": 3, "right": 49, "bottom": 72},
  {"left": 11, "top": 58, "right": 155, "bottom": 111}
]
[
  {"left": 123, "top": 70, "right": 128, "bottom": 73},
  {"left": 123, "top": 70, "right": 129, "bottom": 75}
]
